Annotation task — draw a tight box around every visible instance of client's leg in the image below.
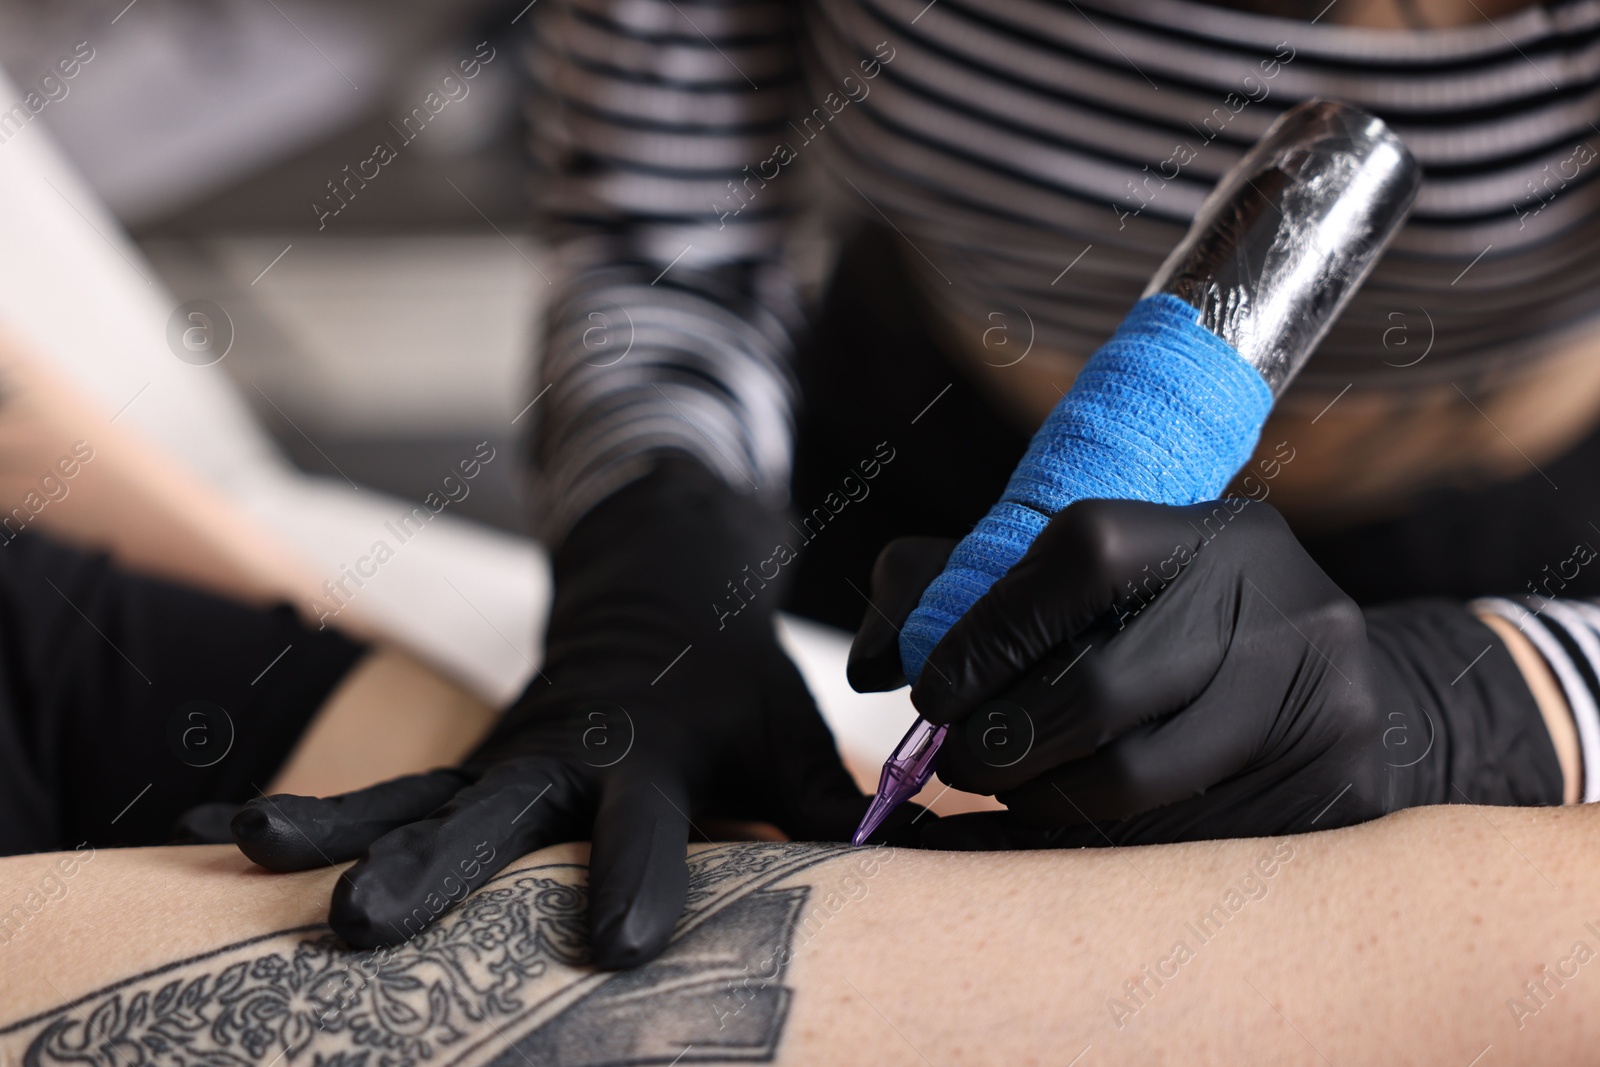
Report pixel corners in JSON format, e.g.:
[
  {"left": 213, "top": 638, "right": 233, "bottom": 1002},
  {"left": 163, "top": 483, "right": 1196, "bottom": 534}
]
[{"left": 2, "top": 804, "right": 1596, "bottom": 1064}]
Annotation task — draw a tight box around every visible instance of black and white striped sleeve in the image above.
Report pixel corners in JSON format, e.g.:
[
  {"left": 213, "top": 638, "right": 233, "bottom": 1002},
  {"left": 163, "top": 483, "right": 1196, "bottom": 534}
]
[
  {"left": 1473, "top": 596, "right": 1600, "bottom": 804},
  {"left": 522, "top": 0, "right": 808, "bottom": 543}
]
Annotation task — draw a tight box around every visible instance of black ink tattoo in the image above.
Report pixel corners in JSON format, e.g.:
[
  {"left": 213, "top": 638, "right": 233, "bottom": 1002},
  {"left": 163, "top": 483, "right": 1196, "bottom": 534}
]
[{"left": 0, "top": 843, "right": 856, "bottom": 1067}]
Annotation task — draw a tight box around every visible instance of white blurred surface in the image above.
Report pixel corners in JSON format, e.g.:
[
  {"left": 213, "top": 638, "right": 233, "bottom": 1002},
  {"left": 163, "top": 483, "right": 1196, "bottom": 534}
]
[{"left": 189, "top": 234, "right": 545, "bottom": 434}]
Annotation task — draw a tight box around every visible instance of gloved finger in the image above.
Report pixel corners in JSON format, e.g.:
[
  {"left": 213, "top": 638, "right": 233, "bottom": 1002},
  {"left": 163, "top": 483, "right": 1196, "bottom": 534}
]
[
  {"left": 918, "top": 809, "right": 1059, "bottom": 851},
  {"left": 913, "top": 499, "right": 1214, "bottom": 723},
  {"left": 232, "top": 769, "right": 470, "bottom": 871},
  {"left": 997, "top": 686, "right": 1261, "bottom": 829},
  {"left": 848, "top": 536, "right": 958, "bottom": 692},
  {"left": 329, "top": 757, "right": 589, "bottom": 949},
  {"left": 938, "top": 564, "right": 1236, "bottom": 795},
  {"left": 170, "top": 802, "right": 240, "bottom": 845},
  {"left": 587, "top": 766, "right": 693, "bottom": 969}
]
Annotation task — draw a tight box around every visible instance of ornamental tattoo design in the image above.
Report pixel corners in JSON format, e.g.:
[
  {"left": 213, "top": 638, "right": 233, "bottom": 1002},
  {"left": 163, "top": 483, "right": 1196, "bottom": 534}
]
[{"left": 0, "top": 843, "right": 858, "bottom": 1067}]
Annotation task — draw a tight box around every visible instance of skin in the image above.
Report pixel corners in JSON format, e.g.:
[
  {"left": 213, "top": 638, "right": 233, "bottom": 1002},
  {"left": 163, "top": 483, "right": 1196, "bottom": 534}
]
[
  {"left": 3, "top": 805, "right": 1600, "bottom": 1064},
  {"left": 0, "top": 331, "right": 371, "bottom": 636},
  {"left": 1481, "top": 612, "right": 1581, "bottom": 805},
  {"left": 265, "top": 648, "right": 497, "bottom": 798}
]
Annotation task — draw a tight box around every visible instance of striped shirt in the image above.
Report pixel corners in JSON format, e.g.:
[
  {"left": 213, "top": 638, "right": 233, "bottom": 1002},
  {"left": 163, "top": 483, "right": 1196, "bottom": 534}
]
[{"left": 523, "top": 0, "right": 1600, "bottom": 540}]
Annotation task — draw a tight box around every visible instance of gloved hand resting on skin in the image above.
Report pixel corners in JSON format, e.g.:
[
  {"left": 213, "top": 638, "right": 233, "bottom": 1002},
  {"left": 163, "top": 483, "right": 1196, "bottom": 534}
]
[
  {"left": 849, "top": 497, "right": 1564, "bottom": 850},
  {"left": 232, "top": 457, "right": 919, "bottom": 967}
]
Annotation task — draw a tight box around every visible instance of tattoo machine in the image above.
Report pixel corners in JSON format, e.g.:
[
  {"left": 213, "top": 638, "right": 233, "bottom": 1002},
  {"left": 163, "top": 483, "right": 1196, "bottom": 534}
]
[{"left": 853, "top": 99, "right": 1421, "bottom": 846}]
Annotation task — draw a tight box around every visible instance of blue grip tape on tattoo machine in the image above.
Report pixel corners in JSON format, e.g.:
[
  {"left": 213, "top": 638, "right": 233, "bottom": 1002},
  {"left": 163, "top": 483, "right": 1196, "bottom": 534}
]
[{"left": 853, "top": 99, "right": 1421, "bottom": 846}]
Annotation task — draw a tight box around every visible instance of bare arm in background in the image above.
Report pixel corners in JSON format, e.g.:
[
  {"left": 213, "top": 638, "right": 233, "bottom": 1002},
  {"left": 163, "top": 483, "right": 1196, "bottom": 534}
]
[
  {"left": 3, "top": 804, "right": 1598, "bottom": 1065},
  {"left": 0, "top": 331, "right": 349, "bottom": 625}
]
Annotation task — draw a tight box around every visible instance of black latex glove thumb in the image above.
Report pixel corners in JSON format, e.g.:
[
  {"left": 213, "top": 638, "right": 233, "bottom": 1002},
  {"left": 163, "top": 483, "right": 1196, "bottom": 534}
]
[{"left": 847, "top": 536, "right": 957, "bottom": 693}]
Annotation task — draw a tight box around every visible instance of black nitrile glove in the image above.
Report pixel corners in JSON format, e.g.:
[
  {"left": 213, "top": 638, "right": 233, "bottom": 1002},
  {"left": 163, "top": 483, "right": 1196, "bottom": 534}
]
[
  {"left": 849, "top": 498, "right": 1564, "bottom": 850},
  {"left": 234, "top": 457, "right": 916, "bottom": 966}
]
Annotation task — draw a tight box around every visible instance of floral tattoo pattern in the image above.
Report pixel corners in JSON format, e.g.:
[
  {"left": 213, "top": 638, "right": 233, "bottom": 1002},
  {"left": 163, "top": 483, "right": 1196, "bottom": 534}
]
[{"left": 1, "top": 844, "right": 854, "bottom": 1067}]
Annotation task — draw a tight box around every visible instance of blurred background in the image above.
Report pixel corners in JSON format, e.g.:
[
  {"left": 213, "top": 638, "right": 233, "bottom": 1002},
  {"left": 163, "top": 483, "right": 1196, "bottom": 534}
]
[
  {"left": 0, "top": 0, "right": 928, "bottom": 790},
  {"left": 2, "top": 0, "right": 537, "bottom": 533}
]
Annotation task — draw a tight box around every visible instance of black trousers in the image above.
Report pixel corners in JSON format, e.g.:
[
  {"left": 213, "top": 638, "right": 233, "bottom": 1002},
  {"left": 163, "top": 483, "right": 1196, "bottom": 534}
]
[
  {"left": 788, "top": 223, "right": 1600, "bottom": 630},
  {"left": 0, "top": 533, "right": 365, "bottom": 854}
]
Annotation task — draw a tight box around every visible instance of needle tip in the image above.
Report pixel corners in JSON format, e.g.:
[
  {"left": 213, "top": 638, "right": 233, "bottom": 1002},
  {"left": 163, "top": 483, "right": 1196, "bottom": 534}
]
[{"left": 851, "top": 791, "right": 897, "bottom": 847}]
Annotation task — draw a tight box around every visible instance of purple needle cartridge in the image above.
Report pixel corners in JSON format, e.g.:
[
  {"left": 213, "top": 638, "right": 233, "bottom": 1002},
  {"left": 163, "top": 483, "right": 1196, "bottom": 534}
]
[{"left": 850, "top": 717, "right": 947, "bottom": 846}]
